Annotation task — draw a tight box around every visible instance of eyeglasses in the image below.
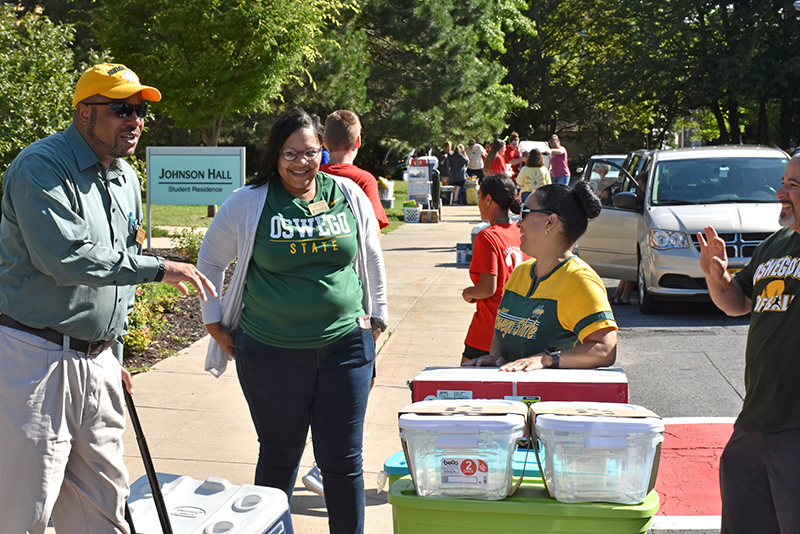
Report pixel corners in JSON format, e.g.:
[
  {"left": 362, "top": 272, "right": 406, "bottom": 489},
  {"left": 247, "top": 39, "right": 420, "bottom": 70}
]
[
  {"left": 521, "top": 207, "right": 557, "bottom": 218},
  {"left": 280, "top": 147, "right": 323, "bottom": 162},
  {"left": 83, "top": 102, "right": 149, "bottom": 120}
]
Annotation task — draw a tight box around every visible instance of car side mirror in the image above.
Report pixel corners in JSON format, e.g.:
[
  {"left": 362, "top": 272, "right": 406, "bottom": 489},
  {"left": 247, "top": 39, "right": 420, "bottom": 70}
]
[{"left": 613, "top": 191, "right": 640, "bottom": 210}]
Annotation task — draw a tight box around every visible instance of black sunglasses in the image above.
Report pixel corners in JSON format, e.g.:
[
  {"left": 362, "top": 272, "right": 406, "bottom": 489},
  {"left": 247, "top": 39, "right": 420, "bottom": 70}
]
[
  {"left": 83, "top": 102, "right": 149, "bottom": 120},
  {"left": 521, "top": 207, "right": 558, "bottom": 218}
]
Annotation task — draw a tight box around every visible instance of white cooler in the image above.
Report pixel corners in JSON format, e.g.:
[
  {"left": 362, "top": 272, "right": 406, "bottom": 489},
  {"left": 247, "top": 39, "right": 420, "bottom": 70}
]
[
  {"left": 532, "top": 402, "right": 664, "bottom": 504},
  {"left": 399, "top": 400, "right": 528, "bottom": 500},
  {"left": 128, "top": 473, "right": 293, "bottom": 534}
]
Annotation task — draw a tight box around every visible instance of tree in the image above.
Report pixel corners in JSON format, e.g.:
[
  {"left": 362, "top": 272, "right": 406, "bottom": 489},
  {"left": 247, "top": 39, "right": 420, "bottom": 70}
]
[
  {"left": 279, "top": 19, "right": 372, "bottom": 119},
  {"left": 94, "top": 0, "right": 355, "bottom": 148},
  {"left": 0, "top": 4, "right": 75, "bottom": 176},
  {"left": 357, "top": 0, "right": 528, "bottom": 151}
]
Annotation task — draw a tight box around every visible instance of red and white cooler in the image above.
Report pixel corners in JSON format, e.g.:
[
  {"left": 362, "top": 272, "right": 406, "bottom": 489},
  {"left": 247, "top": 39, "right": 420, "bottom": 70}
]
[{"left": 410, "top": 367, "right": 628, "bottom": 404}]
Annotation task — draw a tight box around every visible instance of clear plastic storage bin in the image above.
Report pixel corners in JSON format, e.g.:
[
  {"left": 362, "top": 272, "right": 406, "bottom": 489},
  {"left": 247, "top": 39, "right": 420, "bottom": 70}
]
[
  {"left": 534, "top": 402, "right": 664, "bottom": 504},
  {"left": 399, "top": 400, "right": 527, "bottom": 500}
]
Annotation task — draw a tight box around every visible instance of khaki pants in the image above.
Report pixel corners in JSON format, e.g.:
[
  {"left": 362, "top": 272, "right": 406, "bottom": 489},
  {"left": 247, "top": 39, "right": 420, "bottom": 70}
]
[{"left": 0, "top": 326, "right": 129, "bottom": 534}]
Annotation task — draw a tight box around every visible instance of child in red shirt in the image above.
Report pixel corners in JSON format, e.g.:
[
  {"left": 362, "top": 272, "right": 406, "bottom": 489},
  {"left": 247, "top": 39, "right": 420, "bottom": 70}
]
[{"left": 461, "top": 174, "right": 529, "bottom": 362}]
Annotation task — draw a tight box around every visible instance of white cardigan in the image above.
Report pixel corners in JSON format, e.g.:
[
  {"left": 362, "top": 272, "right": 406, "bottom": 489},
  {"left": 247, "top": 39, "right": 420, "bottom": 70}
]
[{"left": 197, "top": 175, "right": 389, "bottom": 377}]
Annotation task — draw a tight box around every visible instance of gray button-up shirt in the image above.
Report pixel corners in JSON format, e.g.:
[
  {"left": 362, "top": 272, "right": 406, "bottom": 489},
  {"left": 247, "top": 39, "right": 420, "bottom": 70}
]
[{"left": 0, "top": 123, "right": 160, "bottom": 358}]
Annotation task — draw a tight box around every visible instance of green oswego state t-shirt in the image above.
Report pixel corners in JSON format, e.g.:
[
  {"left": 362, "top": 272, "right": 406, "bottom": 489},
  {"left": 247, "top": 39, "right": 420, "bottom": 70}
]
[{"left": 240, "top": 173, "right": 365, "bottom": 348}]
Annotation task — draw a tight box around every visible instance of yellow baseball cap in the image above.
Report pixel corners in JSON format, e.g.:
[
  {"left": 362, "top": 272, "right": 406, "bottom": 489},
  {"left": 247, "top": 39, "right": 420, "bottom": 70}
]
[{"left": 73, "top": 63, "right": 162, "bottom": 108}]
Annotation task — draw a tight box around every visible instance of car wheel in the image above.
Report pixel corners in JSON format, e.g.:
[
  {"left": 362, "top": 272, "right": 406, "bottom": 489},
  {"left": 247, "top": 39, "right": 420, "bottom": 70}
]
[{"left": 638, "top": 260, "right": 665, "bottom": 315}]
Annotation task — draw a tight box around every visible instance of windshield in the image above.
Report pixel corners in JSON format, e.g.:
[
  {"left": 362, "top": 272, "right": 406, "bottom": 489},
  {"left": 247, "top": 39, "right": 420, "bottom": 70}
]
[{"left": 651, "top": 157, "right": 788, "bottom": 205}]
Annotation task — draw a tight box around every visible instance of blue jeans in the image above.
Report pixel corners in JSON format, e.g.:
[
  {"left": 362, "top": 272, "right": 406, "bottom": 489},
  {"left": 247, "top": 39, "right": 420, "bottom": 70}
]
[
  {"left": 235, "top": 326, "right": 374, "bottom": 534},
  {"left": 552, "top": 175, "right": 570, "bottom": 185}
]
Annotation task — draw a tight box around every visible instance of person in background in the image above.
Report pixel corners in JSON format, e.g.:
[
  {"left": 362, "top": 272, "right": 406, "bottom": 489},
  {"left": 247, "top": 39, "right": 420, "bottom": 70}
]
[
  {"left": 311, "top": 109, "right": 389, "bottom": 495},
  {"left": 484, "top": 138, "right": 512, "bottom": 179},
  {"left": 197, "top": 108, "right": 388, "bottom": 534},
  {"left": 464, "top": 181, "right": 616, "bottom": 371},
  {"left": 438, "top": 141, "right": 453, "bottom": 186},
  {"left": 321, "top": 109, "right": 389, "bottom": 232},
  {"left": 0, "top": 63, "right": 216, "bottom": 534},
  {"left": 449, "top": 144, "right": 469, "bottom": 205},
  {"left": 516, "top": 148, "right": 551, "bottom": 203},
  {"left": 466, "top": 139, "right": 487, "bottom": 182},
  {"left": 503, "top": 132, "right": 527, "bottom": 182},
  {"left": 698, "top": 156, "right": 800, "bottom": 534},
  {"left": 544, "top": 134, "right": 570, "bottom": 186},
  {"left": 461, "top": 174, "right": 527, "bottom": 363},
  {"left": 321, "top": 147, "right": 330, "bottom": 164}
]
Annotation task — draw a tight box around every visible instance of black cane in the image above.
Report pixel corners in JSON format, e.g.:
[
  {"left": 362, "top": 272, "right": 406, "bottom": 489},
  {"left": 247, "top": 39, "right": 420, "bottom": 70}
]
[{"left": 124, "top": 389, "right": 174, "bottom": 534}]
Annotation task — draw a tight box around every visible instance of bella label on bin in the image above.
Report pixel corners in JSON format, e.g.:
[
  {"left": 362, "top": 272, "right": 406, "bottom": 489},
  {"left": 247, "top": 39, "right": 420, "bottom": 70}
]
[{"left": 441, "top": 458, "right": 488, "bottom": 486}]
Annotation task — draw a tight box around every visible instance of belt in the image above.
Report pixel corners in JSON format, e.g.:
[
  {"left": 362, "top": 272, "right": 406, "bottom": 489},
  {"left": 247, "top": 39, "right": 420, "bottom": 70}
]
[{"left": 0, "top": 314, "right": 115, "bottom": 356}]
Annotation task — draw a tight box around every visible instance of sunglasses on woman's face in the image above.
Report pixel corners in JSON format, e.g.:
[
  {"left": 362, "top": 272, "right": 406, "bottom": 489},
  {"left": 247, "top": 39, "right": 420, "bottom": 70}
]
[
  {"left": 521, "top": 207, "right": 564, "bottom": 222},
  {"left": 521, "top": 207, "right": 554, "bottom": 217},
  {"left": 82, "top": 102, "right": 149, "bottom": 120}
]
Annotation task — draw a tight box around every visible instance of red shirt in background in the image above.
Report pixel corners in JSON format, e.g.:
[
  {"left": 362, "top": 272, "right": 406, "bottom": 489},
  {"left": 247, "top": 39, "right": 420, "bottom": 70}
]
[
  {"left": 464, "top": 222, "right": 528, "bottom": 351},
  {"left": 489, "top": 154, "right": 509, "bottom": 176},
  {"left": 504, "top": 146, "right": 521, "bottom": 179},
  {"left": 320, "top": 163, "right": 390, "bottom": 229}
]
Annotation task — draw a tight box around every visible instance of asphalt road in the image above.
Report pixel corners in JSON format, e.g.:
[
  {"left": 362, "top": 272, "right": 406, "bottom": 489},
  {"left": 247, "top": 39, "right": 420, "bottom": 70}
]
[
  {"left": 602, "top": 280, "right": 748, "bottom": 534},
  {"left": 605, "top": 283, "right": 748, "bottom": 419}
]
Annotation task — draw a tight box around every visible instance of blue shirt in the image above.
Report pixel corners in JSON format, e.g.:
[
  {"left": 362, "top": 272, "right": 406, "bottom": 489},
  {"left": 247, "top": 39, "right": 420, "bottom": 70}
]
[{"left": 0, "top": 123, "right": 161, "bottom": 359}]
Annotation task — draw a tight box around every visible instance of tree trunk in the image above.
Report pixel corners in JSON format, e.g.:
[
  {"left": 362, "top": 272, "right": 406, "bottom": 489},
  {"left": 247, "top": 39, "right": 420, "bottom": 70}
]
[
  {"left": 711, "top": 102, "right": 729, "bottom": 144},
  {"left": 780, "top": 97, "right": 794, "bottom": 149},
  {"left": 727, "top": 99, "right": 741, "bottom": 144},
  {"left": 203, "top": 115, "right": 224, "bottom": 218},
  {"left": 756, "top": 97, "right": 768, "bottom": 146}
]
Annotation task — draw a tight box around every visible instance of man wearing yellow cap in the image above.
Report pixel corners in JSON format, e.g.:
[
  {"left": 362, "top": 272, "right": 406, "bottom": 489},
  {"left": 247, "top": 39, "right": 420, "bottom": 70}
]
[{"left": 0, "top": 63, "right": 217, "bottom": 533}]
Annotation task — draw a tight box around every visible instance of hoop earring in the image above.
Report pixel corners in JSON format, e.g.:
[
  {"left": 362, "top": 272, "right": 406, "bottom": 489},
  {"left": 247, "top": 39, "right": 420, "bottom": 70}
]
[{"left": 545, "top": 228, "right": 550, "bottom": 235}]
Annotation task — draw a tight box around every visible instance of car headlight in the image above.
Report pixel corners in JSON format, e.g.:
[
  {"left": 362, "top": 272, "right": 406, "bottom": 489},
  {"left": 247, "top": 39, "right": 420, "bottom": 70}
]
[{"left": 650, "top": 229, "right": 689, "bottom": 250}]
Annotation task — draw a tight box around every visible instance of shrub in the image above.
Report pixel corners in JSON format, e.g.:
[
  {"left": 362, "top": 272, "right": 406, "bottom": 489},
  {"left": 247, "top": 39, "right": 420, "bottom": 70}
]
[
  {"left": 124, "top": 283, "right": 181, "bottom": 354},
  {"left": 171, "top": 228, "right": 204, "bottom": 263}
]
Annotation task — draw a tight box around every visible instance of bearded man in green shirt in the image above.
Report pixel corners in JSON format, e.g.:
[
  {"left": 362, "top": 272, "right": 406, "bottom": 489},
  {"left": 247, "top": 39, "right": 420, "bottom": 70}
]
[{"left": 0, "top": 63, "right": 216, "bottom": 534}]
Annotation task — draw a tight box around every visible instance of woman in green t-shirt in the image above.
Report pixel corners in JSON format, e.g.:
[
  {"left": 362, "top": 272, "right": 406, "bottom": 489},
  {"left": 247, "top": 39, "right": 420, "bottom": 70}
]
[{"left": 197, "top": 108, "right": 388, "bottom": 534}]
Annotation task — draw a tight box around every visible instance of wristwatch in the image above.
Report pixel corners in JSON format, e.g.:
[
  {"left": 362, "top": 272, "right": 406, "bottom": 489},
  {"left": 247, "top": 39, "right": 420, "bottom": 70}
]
[
  {"left": 370, "top": 317, "right": 388, "bottom": 332},
  {"left": 154, "top": 256, "right": 166, "bottom": 282},
  {"left": 545, "top": 347, "right": 561, "bottom": 369}
]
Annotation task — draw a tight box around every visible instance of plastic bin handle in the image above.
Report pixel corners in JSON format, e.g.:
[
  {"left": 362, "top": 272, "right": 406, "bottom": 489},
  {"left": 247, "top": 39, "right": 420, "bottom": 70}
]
[
  {"left": 584, "top": 436, "right": 628, "bottom": 450},
  {"left": 435, "top": 435, "right": 478, "bottom": 449}
]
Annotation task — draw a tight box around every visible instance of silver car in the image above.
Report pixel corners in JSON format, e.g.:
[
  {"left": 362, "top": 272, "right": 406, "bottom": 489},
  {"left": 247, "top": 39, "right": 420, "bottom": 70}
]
[{"left": 576, "top": 146, "right": 789, "bottom": 314}]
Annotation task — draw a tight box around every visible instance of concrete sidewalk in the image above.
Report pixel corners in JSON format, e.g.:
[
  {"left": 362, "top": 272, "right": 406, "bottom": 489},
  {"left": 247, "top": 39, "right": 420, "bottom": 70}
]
[{"left": 122, "top": 203, "right": 484, "bottom": 533}]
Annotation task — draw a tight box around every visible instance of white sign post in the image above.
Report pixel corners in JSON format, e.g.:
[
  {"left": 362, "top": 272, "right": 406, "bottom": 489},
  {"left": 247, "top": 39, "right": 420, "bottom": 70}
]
[{"left": 146, "top": 146, "right": 246, "bottom": 250}]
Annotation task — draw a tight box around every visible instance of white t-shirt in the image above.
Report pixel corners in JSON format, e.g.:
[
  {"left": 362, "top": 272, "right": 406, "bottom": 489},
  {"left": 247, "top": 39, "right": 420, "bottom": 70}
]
[{"left": 466, "top": 145, "right": 487, "bottom": 170}]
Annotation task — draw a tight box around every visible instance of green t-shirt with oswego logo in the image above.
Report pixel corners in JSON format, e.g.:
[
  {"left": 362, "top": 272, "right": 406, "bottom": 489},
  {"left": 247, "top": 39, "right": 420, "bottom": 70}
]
[{"left": 240, "top": 172, "right": 364, "bottom": 348}]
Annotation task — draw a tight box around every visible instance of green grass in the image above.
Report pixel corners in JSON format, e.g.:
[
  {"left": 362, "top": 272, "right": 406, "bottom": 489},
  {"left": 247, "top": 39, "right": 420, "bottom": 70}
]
[
  {"left": 145, "top": 179, "right": 409, "bottom": 234},
  {"left": 382, "top": 179, "right": 407, "bottom": 234},
  {"left": 146, "top": 204, "right": 214, "bottom": 229}
]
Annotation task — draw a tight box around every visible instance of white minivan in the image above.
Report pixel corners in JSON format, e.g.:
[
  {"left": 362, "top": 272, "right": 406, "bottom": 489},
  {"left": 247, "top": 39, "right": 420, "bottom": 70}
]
[{"left": 576, "top": 146, "right": 789, "bottom": 314}]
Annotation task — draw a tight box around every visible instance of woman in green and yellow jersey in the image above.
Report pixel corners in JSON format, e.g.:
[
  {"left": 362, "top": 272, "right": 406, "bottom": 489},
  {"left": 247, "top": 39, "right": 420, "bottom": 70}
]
[{"left": 464, "top": 181, "right": 616, "bottom": 372}]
